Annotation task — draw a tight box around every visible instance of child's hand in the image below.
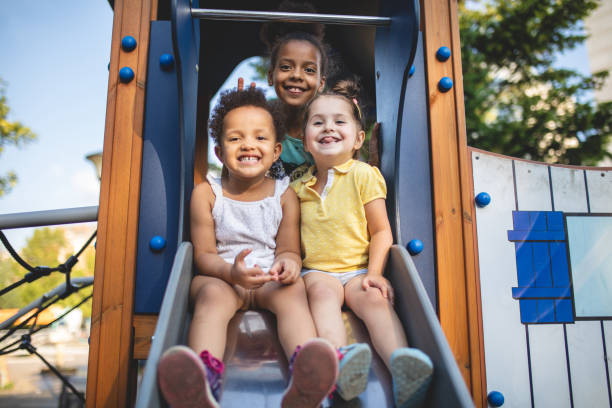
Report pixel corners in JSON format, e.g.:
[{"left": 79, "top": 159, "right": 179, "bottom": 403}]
[
  {"left": 230, "top": 249, "right": 276, "bottom": 289},
  {"left": 237, "top": 77, "right": 256, "bottom": 91},
  {"left": 362, "top": 274, "right": 395, "bottom": 305},
  {"left": 269, "top": 258, "right": 300, "bottom": 285}
]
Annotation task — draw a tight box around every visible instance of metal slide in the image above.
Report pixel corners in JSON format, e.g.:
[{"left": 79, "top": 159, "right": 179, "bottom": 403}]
[{"left": 135, "top": 242, "right": 474, "bottom": 407}]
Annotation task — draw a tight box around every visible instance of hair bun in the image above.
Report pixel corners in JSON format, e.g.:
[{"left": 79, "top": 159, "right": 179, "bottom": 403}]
[
  {"left": 260, "top": 1, "right": 325, "bottom": 49},
  {"left": 331, "top": 79, "right": 361, "bottom": 101}
]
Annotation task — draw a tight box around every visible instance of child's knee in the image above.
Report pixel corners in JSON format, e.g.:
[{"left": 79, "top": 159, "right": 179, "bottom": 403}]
[{"left": 192, "top": 280, "right": 232, "bottom": 307}]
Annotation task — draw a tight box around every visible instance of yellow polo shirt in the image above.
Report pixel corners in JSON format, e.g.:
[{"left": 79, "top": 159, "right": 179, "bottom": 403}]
[{"left": 291, "top": 159, "right": 387, "bottom": 273}]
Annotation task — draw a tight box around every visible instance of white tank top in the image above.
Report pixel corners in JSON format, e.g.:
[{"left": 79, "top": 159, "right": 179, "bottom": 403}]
[{"left": 207, "top": 174, "right": 289, "bottom": 273}]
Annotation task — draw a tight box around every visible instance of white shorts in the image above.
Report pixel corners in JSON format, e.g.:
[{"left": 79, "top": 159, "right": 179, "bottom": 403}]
[{"left": 301, "top": 268, "right": 368, "bottom": 286}]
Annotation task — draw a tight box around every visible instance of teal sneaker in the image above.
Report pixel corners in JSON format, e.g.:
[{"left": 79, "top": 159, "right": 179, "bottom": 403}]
[
  {"left": 335, "top": 343, "right": 372, "bottom": 400},
  {"left": 390, "top": 348, "right": 433, "bottom": 408}
]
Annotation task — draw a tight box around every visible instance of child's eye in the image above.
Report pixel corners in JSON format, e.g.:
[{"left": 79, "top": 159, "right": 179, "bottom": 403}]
[
  {"left": 312, "top": 120, "right": 323, "bottom": 126},
  {"left": 279, "top": 64, "right": 291, "bottom": 71},
  {"left": 256, "top": 135, "right": 267, "bottom": 141},
  {"left": 227, "top": 136, "right": 239, "bottom": 142},
  {"left": 335, "top": 120, "right": 346, "bottom": 125},
  {"left": 304, "top": 67, "right": 317, "bottom": 74}
]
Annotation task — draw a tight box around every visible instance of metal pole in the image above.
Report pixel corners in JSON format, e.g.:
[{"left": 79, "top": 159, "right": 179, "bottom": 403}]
[
  {"left": 190, "top": 8, "right": 391, "bottom": 26},
  {"left": 0, "top": 206, "right": 98, "bottom": 230}
]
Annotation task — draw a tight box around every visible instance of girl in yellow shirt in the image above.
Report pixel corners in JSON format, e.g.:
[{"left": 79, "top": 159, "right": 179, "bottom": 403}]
[{"left": 293, "top": 79, "right": 434, "bottom": 407}]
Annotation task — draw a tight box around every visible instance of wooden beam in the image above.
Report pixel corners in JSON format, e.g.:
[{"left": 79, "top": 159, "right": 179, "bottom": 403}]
[
  {"left": 86, "top": 0, "right": 156, "bottom": 406},
  {"left": 422, "top": 0, "right": 485, "bottom": 405},
  {"left": 133, "top": 314, "right": 158, "bottom": 359}
]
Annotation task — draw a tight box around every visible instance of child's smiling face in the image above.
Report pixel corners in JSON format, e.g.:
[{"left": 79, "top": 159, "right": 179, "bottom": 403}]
[
  {"left": 268, "top": 40, "right": 326, "bottom": 108},
  {"left": 215, "top": 106, "right": 281, "bottom": 180},
  {"left": 304, "top": 96, "right": 365, "bottom": 167}
]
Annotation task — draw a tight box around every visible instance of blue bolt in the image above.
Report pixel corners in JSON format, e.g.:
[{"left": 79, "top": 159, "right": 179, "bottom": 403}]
[
  {"left": 487, "top": 391, "right": 504, "bottom": 407},
  {"left": 119, "top": 67, "right": 134, "bottom": 83},
  {"left": 436, "top": 46, "right": 451, "bottom": 62},
  {"left": 159, "top": 53, "right": 175, "bottom": 71},
  {"left": 409, "top": 64, "right": 416, "bottom": 77},
  {"left": 121, "top": 36, "right": 137, "bottom": 52},
  {"left": 438, "top": 76, "right": 453, "bottom": 92},
  {"left": 149, "top": 235, "right": 166, "bottom": 252},
  {"left": 475, "top": 192, "right": 491, "bottom": 207},
  {"left": 407, "top": 239, "right": 424, "bottom": 255}
]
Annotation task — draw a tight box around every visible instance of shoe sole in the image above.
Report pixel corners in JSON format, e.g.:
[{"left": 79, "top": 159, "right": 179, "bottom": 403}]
[
  {"left": 157, "top": 345, "right": 220, "bottom": 408},
  {"left": 336, "top": 344, "right": 372, "bottom": 400},
  {"left": 282, "top": 339, "right": 339, "bottom": 408},
  {"left": 390, "top": 348, "right": 433, "bottom": 408}
]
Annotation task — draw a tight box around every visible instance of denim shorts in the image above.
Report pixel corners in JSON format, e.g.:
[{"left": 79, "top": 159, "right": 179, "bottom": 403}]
[{"left": 301, "top": 268, "right": 368, "bottom": 286}]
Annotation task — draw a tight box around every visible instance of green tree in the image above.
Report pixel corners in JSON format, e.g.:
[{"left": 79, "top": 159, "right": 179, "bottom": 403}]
[
  {"left": 0, "top": 227, "right": 94, "bottom": 317},
  {"left": 460, "top": 0, "right": 612, "bottom": 164},
  {"left": 0, "top": 77, "right": 37, "bottom": 196}
]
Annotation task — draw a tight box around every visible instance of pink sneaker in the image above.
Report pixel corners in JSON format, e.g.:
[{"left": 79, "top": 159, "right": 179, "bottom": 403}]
[
  {"left": 157, "top": 345, "right": 221, "bottom": 408},
  {"left": 281, "top": 338, "right": 339, "bottom": 408}
]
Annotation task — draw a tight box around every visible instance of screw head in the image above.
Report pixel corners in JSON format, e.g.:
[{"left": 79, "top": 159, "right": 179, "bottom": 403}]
[
  {"left": 487, "top": 391, "right": 504, "bottom": 407},
  {"left": 121, "top": 36, "right": 137, "bottom": 52},
  {"left": 436, "top": 46, "right": 451, "bottom": 61},
  {"left": 475, "top": 192, "right": 491, "bottom": 207},
  {"left": 409, "top": 64, "right": 416, "bottom": 77},
  {"left": 438, "top": 76, "right": 453, "bottom": 92},
  {"left": 149, "top": 235, "right": 166, "bottom": 252},
  {"left": 119, "top": 67, "right": 134, "bottom": 83},
  {"left": 159, "top": 53, "right": 175, "bottom": 71},
  {"left": 407, "top": 239, "right": 424, "bottom": 255}
]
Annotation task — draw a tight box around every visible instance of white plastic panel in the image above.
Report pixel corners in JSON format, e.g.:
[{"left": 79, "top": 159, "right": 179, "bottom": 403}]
[
  {"left": 566, "top": 322, "right": 610, "bottom": 407},
  {"left": 585, "top": 169, "right": 612, "bottom": 213},
  {"left": 472, "top": 151, "right": 531, "bottom": 408},
  {"left": 514, "top": 160, "right": 552, "bottom": 211},
  {"left": 549, "top": 167, "right": 588, "bottom": 212},
  {"left": 528, "top": 325, "right": 571, "bottom": 408}
]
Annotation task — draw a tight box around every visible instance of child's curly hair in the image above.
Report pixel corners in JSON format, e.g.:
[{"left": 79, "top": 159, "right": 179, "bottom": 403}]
[{"left": 209, "top": 88, "right": 286, "bottom": 144}]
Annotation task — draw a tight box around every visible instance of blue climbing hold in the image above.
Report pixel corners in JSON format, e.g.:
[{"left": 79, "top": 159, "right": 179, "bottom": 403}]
[
  {"left": 407, "top": 239, "right": 424, "bottom": 255},
  {"left": 149, "top": 235, "right": 166, "bottom": 252},
  {"left": 409, "top": 64, "right": 416, "bottom": 77},
  {"left": 121, "top": 36, "right": 137, "bottom": 52},
  {"left": 438, "top": 77, "right": 453, "bottom": 92},
  {"left": 159, "top": 53, "right": 175, "bottom": 71},
  {"left": 119, "top": 67, "right": 134, "bottom": 83},
  {"left": 487, "top": 391, "right": 504, "bottom": 407},
  {"left": 436, "top": 46, "right": 451, "bottom": 62},
  {"left": 475, "top": 192, "right": 491, "bottom": 207}
]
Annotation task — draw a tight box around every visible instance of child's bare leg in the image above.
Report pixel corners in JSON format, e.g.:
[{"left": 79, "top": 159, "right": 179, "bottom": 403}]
[
  {"left": 303, "top": 273, "right": 347, "bottom": 349},
  {"left": 256, "top": 278, "right": 317, "bottom": 359},
  {"left": 188, "top": 275, "right": 242, "bottom": 358},
  {"left": 344, "top": 275, "right": 408, "bottom": 369}
]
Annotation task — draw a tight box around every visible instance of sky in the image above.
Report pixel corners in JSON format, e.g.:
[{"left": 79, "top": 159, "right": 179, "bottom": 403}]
[{"left": 0, "top": 1, "right": 593, "bottom": 251}]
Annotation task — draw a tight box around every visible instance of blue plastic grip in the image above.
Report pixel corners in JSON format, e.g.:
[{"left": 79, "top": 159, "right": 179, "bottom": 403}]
[
  {"left": 407, "top": 239, "right": 424, "bottom": 255},
  {"left": 438, "top": 76, "right": 453, "bottom": 92},
  {"left": 149, "top": 235, "right": 166, "bottom": 252},
  {"left": 159, "top": 53, "right": 175, "bottom": 71},
  {"left": 487, "top": 391, "right": 504, "bottom": 407},
  {"left": 475, "top": 192, "right": 491, "bottom": 207},
  {"left": 121, "top": 36, "right": 137, "bottom": 52},
  {"left": 436, "top": 46, "right": 451, "bottom": 61},
  {"left": 119, "top": 67, "right": 134, "bottom": 83}
]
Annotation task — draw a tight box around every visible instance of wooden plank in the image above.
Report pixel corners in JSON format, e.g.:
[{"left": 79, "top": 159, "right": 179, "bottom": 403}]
[
  {"left": 422, "top": 0, "right": 472, "bottom": 389},
  {"left": 86, "top": 0, "right": 154, "bottom": 406},
  {"left": 133, "top": 314, "right": 158, "bottom": 360},
  {"left": 472, "top": 151, "right": 532, "bottom": 407}
]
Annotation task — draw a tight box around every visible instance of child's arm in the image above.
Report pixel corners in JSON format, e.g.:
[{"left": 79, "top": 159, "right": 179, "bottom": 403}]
[
  {"left": 190, "top": 181, "right": 276, "bottom": 289},
  {"left": 269, "top": 187, "right": 302, "bottom": 285},
  {"left": 362, "top": 198, "right": 395, "bottom": 303}
]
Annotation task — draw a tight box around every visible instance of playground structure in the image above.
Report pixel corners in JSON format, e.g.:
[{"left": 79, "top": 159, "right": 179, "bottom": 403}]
[{"left": 1, "top": 0, "right": 611, "bottom": 407}]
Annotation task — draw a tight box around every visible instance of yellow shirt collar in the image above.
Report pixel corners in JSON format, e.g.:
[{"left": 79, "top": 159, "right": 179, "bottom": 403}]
[{"left": 301, "top": 159, "right": 356, "bottom": 183}]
